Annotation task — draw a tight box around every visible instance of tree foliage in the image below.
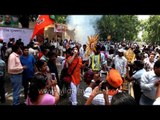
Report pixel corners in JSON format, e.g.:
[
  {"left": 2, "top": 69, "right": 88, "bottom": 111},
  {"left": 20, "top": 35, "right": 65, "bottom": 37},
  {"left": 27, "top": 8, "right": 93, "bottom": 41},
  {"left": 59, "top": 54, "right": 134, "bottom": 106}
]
[
  {"left": 142, "top": 15, "right": 160, "bottom": 45},
  {"left": 96, "top": 15, "right": 140, "bottom": 42},
  {"left": 54, "top": 15, "right": 67, "bottom": 23}
]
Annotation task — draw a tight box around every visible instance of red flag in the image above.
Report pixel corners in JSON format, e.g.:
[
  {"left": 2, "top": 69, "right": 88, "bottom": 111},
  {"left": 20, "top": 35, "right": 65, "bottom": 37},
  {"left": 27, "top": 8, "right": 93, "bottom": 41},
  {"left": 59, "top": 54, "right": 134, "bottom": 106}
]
[{"left": 31, "top": 15, "right": 54, "bottom": 39}]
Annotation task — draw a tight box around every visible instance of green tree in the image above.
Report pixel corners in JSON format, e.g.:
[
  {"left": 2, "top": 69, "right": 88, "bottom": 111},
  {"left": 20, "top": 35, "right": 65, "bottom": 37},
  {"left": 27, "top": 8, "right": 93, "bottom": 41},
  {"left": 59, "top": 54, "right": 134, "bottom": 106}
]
[
  {"left": 142, "top": 15, "right": 160, "bottom": 45},
  {"left": 96, "top": 15, "right": 140, "bottom": 42},
  {"left": 54, "top": 15, "right": 67, "bottom": 24}
]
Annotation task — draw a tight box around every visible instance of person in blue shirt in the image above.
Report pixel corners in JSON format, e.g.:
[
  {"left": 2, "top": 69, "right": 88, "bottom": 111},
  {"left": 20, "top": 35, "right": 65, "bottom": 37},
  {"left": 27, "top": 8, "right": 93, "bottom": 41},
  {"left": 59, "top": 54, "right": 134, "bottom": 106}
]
[{"left": 20, "top": 46, "right": 36, "bottom": 99}]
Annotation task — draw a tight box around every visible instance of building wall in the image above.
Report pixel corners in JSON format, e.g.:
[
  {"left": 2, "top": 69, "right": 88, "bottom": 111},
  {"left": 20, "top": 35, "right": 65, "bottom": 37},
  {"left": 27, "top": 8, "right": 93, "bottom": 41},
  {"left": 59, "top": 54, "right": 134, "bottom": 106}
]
[{"left": 29, "top": 22, "right": 75, "bottom": 41}]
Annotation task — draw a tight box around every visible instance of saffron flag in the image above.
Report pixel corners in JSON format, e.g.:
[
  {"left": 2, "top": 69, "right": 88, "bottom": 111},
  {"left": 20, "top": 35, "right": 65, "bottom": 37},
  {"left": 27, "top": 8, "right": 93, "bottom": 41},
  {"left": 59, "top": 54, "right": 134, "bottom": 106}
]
[{"left": 31, "top": 15, "right": 54, "bottom": 39}]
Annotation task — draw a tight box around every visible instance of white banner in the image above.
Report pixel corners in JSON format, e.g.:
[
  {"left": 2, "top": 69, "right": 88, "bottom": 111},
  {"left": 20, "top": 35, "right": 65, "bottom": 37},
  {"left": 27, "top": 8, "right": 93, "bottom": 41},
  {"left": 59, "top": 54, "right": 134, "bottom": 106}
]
[
  {"left": 0, "top": 27, "right": 33, "bottom": 45},
  {"left": 54, "top": 24, "right": 66, "bottom": 33}
]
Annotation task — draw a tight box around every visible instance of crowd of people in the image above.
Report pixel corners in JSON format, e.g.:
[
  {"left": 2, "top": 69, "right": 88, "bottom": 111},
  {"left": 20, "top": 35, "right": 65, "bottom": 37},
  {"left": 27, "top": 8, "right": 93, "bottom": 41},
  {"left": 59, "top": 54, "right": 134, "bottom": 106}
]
[{"left": 0, "top": 36, "right": 160, "bottom": 105}]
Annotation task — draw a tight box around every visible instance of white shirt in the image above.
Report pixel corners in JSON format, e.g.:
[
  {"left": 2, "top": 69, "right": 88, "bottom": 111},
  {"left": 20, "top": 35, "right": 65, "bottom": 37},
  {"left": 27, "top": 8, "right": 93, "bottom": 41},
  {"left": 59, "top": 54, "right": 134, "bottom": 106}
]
[
  {"left": 144, "top": 59, "right": 155, "bottom": 71},
  {"left": 140, "top": 70, "right": 160, "bottom": 100},
  {"left": 100, "top": 52, "right": 107, "bottom": 65},
  {"left": 79, "top": 47, "right": 83, "bottom": 58},
  {"left": 79, "top": 47, "right": 87, "bottom": 61},
  {"left": 57, "top": 56, "right": 65, "bottom": 63},
  {"left": 53, "top": 41, "right": 59, "bottom": 48},
  {"left": 70, "top": 43, "right": 75, "bottom": 49},
  {"left": 155, "top": 53, "right": 159, "bottom": 60},
  {"left": 61, "top": 60, "right": 66, "bottom": 69},
  {"left": 50, "top": 41, "right": 54, "bottom": 46},
  {"left": 143, "top": 57, "right": 149, "bottom": 63},
  {"left": 132, "top": 68, "right": 146, "bottom": 83},
  {"left": 29, "top": 48, "right": 38, "bottom": 56},
  {"left": 114, "top": 55, "right": 127, "bottom": 77},
  {"left": 59, "top": 45, "right": 63, "bottom": 50},
  {"left": 153, "top": 97, "right": 160, "bottom": 105},
  {"left": 83, "top": 87, "right": 112, "bottom": 105}
]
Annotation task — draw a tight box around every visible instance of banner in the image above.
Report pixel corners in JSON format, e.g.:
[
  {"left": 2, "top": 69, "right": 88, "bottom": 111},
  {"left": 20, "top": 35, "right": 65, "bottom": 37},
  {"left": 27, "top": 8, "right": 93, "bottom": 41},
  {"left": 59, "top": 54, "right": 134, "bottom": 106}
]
[
  {"left": 124, "top": 48, "right": 135, "bottom": 63},
  {"left": 0, "top": 27, "right": 33, "bottom": 45},
  {"left": 0, "top": 15, "right": 19, "bottom": 28},
  {"left": 54, "top": 23, "right": 67, "bottom": 32}
]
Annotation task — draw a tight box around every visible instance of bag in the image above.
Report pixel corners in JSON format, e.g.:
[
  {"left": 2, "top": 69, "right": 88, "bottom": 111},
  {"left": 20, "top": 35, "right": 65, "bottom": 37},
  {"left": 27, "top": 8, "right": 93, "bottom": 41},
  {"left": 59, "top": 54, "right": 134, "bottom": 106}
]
[
  {"left": 63, "top": 74, "right": 72, "bottom": 84},
  {"left": 60, "top": 67, "right": 72, "bottom": 84},
  {"left": 60, "top": 59, "right": 79, "bottom": 84}
]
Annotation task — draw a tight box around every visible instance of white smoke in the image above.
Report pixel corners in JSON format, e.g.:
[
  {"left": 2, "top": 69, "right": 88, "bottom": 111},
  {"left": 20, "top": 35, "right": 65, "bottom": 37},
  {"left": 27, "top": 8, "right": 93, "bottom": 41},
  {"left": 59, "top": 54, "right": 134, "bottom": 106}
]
[{"left": 66, "top": 15, "right": 102, "bottom": 45}]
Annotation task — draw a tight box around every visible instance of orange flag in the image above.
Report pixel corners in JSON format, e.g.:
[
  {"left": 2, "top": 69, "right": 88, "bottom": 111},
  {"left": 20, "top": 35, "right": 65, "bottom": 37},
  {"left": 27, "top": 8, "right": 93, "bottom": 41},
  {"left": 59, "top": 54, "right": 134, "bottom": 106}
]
[{"left": 31, "top": 15, "right": 54, "bottom": 39}]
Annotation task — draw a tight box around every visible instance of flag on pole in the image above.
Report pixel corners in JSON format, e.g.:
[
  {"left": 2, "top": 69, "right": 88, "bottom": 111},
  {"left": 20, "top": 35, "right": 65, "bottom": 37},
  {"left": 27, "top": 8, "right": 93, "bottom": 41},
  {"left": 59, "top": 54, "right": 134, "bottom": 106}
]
[{"left": 31, "top": 15, "right": 54, "bottom": 39}]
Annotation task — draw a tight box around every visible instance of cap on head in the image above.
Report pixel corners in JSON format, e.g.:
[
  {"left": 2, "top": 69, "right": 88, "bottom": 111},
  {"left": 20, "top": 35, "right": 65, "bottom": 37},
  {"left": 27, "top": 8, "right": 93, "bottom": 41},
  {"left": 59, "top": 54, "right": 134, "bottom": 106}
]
[{"left": 106, "top": 69, "right": 123, "bottom": 88}]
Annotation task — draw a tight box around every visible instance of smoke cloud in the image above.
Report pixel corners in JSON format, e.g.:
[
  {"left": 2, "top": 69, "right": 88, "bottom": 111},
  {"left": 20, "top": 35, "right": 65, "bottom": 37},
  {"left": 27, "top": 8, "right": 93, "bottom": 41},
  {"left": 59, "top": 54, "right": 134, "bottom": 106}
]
[{"left": 66, "top": 15, "right": 102, "bottom": 45}]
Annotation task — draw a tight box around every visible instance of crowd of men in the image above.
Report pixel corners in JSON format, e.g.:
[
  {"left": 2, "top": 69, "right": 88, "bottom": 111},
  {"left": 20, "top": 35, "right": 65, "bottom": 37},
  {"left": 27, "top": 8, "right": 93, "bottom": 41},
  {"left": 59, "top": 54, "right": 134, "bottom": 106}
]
[{"left": 0, "top": 36, "right": 160, "bottom": 105}]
